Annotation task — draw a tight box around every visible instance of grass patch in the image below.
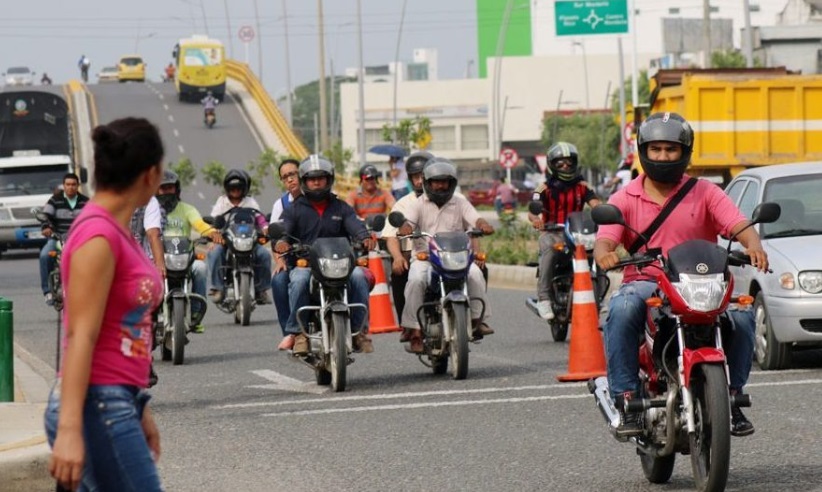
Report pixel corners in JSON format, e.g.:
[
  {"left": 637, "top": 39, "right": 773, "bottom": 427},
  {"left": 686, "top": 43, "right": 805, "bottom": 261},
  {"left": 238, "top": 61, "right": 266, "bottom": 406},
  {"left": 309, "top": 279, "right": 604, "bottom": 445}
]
[{"left": 479, "top": 221, "right": 539, "bottom": 266}]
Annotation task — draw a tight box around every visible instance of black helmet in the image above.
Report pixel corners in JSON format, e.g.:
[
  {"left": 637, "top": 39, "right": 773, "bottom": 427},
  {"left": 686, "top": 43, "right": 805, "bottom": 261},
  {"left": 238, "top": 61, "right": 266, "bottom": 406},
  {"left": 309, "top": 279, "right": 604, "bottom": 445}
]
[
  {"left": 223, "top": 169, "right": 250, "bottom": 196},
  {"left": 422, "top": 157, "right": 458, "bottom": 207},
  {"left": 406, "top": 151, "right": 434, "bottom": 196},
  {"left": 358, "top": 164, "right": 380, "bottom": 182},
  {"left": 298, "top": 154, "right": 335, "bottom": 202},
  {"left": 637, "top": 112, "right": 694, "bottom": 184},
  {"left": 157, "top": 170, "right": 181, "bottom": 212},
  {"left": 546, "top": 142, "right": 579, "bottom": 181}
]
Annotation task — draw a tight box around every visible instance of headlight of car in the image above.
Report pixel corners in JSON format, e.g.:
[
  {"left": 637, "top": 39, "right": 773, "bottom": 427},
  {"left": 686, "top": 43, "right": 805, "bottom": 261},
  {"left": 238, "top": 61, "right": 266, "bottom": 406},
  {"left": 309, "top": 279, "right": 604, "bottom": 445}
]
[
  {"left": 798, "top": 271, "right": 822, "bottom": 294},
  {"left": 439, "top": 251, "right": 469, "bottom": 271},
  {"left": 232, "top": 236, "right": 254, "bottom": 252},
  {"left": 318, "top": 257, "right": 350, "bottom": 279},
  {"left": 572, "top": 232, "right": 596, "bottom": 251},
  {"left": 673, "top": 274, "right": 727, "bottom": 312},
  {"left": 164, "top": 253, "right": 189, "bottom": 271}
]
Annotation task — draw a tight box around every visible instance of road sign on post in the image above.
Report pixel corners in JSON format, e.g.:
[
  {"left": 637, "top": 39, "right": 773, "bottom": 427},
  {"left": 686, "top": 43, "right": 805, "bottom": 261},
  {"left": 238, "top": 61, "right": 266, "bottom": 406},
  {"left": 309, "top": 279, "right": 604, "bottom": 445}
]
[
  {"left": 238, "top": 25, "right": 255, "bottom": 64},
  {"left": 499, "top": 147, "right": 519, "bottom": 169},
  {"left": 555, "top": 0, "right": 629, "bottom": 36}
]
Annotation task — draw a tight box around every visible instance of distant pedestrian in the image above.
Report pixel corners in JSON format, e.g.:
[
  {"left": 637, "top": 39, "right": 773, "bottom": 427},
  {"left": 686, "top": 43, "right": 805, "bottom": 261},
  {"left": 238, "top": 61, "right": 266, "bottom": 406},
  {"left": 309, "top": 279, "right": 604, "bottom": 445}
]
[
  {"left": 389, "top": 155, "right": 409, "bottom": 200},
  {"left": 45, "top": 117, "right": 166, "bottom": 491}
]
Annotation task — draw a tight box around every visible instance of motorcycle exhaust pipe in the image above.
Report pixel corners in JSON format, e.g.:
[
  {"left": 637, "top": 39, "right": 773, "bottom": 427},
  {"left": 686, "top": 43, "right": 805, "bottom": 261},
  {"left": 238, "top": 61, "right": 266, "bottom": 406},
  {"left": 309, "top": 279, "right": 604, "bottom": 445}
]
[{"left": 588, "top": 377, "right": 621, "bottom": 432}]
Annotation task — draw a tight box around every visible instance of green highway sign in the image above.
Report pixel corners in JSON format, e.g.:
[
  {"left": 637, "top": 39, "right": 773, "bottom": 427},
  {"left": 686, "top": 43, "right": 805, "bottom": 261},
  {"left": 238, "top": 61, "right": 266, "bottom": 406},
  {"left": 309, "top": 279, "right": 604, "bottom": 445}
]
[{"left": 555, "top": 0, "right": 629, "bottom": 36}]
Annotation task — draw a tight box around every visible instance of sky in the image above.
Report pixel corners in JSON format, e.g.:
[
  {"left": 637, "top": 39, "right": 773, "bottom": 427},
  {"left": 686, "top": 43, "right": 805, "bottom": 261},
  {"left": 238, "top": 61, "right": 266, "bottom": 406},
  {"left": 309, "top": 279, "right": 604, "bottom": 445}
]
[{"left": 0, "top": 0, "right": 478, "bottom": 97}]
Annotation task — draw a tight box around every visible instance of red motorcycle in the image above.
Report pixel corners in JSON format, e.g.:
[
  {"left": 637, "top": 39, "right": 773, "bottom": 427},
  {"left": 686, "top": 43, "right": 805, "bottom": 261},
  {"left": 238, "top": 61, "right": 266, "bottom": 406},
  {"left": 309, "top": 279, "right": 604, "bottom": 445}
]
[{"left": 588, "top": 202, "right": 779, "bottom": 492}]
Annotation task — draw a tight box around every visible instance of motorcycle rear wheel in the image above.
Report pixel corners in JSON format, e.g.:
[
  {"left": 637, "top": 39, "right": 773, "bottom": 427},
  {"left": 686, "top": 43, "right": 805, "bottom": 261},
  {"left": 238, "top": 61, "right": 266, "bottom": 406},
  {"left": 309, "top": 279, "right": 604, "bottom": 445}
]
[
  {"left": 329, "top": 312, "right": 348, "bottom": 392},
  {"left": 689, "top": 364, "right": 731, "bottom": 492},
  {"left": 640, "top": 451, "right": 676, "bottom": 484},
  {"left": 448, "top": 303, "right": 470, "bottom": 380},
  {"left": 171, "top": 298, "right": 186, "bottom": 365}
]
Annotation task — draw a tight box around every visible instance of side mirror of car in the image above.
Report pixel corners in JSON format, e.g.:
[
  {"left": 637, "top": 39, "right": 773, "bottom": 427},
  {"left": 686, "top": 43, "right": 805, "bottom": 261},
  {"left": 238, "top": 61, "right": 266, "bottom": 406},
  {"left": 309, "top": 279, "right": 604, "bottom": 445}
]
[
  {"left": 591, "top": 204, "right": 625, "bottom": 226},
  {"left": 751, "top": 202, "right": 781, "bottom": 224},
  {"left": 367, "top": 214, "right": 386, "bottom": 233},
  {"left": 528, "top": 200, "right": 544, "bottom": 216},
  {"left": 388, "top": 211, "right": 406, "bottom": 228},
  {"left": 268, "top": 221, "right": 286, "bottom": 241}
]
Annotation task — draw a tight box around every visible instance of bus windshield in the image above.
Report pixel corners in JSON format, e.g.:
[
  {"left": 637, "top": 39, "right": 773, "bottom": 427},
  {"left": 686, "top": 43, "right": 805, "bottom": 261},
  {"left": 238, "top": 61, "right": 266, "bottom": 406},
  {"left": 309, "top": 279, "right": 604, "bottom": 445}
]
[
  {"left": 182, "top": 47, "right": 223, "bottom": 67},
  {"left": 0, "top": 165, "right": 66, "bottom": 197}
]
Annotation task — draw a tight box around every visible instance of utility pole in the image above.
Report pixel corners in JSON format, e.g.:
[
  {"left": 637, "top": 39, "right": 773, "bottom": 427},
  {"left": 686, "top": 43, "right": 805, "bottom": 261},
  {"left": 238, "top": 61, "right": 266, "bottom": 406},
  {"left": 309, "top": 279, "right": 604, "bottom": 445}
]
[
  {"left": 743, "top": 0, "right": 754, "bottom": 67},
  {"left": 356, "top": 0, "right": 366, "bottom": 167},
  {"left": 317, "top": 0, "right": 329, "bottom": 152},
  {"left": 391, "top": 0, "right": 409, "bottom": 136},
  {"left": 223, "top": 0, "right": 234, "bottom": 58},
  {"left": 702, "top": 0, "right": 712, "bottom": 68},
  {"left": 282, "top": 0, "right": 294, "bottom": 126},
  {"left": 253, "top": 0, "right": 263, "bottom": 80}
]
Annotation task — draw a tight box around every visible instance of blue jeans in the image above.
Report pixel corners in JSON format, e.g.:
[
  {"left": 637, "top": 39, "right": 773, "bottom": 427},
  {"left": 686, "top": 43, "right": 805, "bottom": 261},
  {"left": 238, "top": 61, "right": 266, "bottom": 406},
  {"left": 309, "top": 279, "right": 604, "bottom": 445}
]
[
  {"left": 604, "top": 280, "right": 755, "bottom": 395},
  {"left": 190, "top": 259, "right": 207, "bottom": 317},
  {"left": 39, "top": 238, "right": 58, "bottom": 295},
  {"left": 207, "top": 244, "right": 272, "bottom": 293},
  {"left": 285, "top": 266, "right": 369, "bottom": 335},
  {"left": 44, "top": 383, "right": 163, "bottom": 491},
  {"left": 271, "top": 270, "right": 290, "bottom": 336},
  {"left": 392, "top": 188, "right": 409, "bottom": 200}
]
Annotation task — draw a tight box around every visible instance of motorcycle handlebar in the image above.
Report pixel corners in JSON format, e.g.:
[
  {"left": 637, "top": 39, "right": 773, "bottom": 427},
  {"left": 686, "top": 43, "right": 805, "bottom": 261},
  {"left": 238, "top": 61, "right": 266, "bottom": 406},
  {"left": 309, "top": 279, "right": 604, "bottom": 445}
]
[{"left": 728, "top": 250, "right": 773, "bottom": 273}]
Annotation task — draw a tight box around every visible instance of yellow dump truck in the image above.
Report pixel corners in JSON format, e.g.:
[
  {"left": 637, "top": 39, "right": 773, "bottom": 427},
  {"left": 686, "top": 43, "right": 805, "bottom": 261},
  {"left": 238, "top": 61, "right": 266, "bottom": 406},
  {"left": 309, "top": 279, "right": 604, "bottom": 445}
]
[{"left": 641, "top": 68, "right": 822, "bottom": 185}]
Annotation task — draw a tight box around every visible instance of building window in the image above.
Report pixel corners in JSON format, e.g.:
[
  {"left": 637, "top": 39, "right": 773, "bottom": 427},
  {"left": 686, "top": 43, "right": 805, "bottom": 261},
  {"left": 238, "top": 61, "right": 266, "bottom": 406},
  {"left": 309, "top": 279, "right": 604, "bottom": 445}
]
[
  {"left": 461, "top": 124, "right": 488, "bottom": 150},
  {"left": 364, "top": 129, "right": 383, "bottom": 148},
  {"left": 407, "top": 63, "right": 429, "bottom": 81},
  {"left": 429, "top": 126, "right": 456, "bottom": 151}
]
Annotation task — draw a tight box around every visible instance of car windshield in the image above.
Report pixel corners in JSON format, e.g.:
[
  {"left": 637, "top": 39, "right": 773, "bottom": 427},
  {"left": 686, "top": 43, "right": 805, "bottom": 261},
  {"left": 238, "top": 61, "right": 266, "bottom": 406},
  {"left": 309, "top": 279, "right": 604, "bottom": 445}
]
[
  {"left": 761, "top": 173, "right": 822, "bottom": 239},
  {"left": 7, "top": 67, "right": 30, "bottom": 74},
  {"left": 0, "top": 165, "right": 65, "bottom": 197},
  {"left": 121, "top": 58, "right": 143, "bottom": 66}
]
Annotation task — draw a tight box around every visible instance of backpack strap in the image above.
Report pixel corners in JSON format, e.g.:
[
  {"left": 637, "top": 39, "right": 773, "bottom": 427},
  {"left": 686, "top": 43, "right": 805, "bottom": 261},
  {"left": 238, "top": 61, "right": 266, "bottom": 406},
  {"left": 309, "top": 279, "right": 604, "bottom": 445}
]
[{"left": 627, "top": 177, "right": 698, "bottom": 255}]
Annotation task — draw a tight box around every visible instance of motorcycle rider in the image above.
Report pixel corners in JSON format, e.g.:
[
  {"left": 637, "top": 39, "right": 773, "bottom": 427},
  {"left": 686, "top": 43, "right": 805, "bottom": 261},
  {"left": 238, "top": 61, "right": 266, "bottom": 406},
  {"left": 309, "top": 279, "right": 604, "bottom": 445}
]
[
  {"left": 39, "top": 173, "right": 89, "bottom": 305},
  {"left": 270, "top": 158, "right": 303, "bottom": 350},
  {"left": 345, "top": 164, "right": 396, "bottom": 220},
  {"left": 156, "top": 170, "right": 222, "bottom": 333},
  {"left": 382, "top": 151, "right": 432, "bottom": 337},
  {"left": 164, "top": 63, "right": 175, "bottom": 82},
  {"left": 398, "top": 158, "right": 495, "bottom": 353},
  {"left": 594, "top": 112, "right": 767, "bottom": 437},
  {"left": 528, "top": 142, "right": 602, "bottom": 320},
  {"left": 201, "top": 90, "right": 219, "bottom": 122},
  {"left": 78, "top": 54, "right": 90, "bottom": 81},
  {"left": 273, "top": 155, "right": 376, "bottom": 355},
  {"left": 40, "top": 73, "right": 53, "bottom": 85},
  {"left": 207, "top": 169, "right": 273, "bottom": 305}
]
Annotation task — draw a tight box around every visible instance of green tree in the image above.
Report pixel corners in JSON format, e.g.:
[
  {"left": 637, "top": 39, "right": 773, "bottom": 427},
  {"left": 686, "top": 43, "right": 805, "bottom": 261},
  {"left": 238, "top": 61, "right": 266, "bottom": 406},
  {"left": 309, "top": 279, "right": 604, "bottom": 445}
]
[
  {"left": 201, "top": 160, "right": 227, "bottom": 189},
  {"left": 323, "top": 139, "right": 354, "bottom": 176},
  {"left": 542, "top": 113, "right": 620, "bottom": 172},
  {"left": 246, "top": 148, "right": 281, "bottom": 196},
  {"left": 609, "top": 69, "right": 651, "bottom": 110},
  {"left": 285, "top": 75, "right": 355, "bottom": 153},
  {"left": 380, "top": 116, "right": 432, "bottom": 151},
  {"left": 169, "top": 157, "right": 196, "bottom": 187},
  {"left": 711, "top": 49, "right": 762, "bottom": 68}
]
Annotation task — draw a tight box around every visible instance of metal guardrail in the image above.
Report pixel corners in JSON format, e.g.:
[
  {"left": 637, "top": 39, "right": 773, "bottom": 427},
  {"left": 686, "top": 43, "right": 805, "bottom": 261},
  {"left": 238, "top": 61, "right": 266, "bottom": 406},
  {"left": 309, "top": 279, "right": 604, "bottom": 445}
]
[{"left": 225, "top": 60, "right": 309, "bottom": 160}]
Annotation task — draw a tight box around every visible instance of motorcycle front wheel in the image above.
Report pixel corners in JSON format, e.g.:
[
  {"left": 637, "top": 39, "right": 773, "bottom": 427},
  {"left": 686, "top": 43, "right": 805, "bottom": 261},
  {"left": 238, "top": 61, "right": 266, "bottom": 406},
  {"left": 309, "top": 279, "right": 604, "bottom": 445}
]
[
  {"left": 171, "top": 297, "right": 186, "bottom": 365},
  {"left": 550, "top": 320, "right": 568, "bottom": 342},
  {"left": 236, "top": 272, "right": 253, "bottom": 326},
  {"left": 689, "top": 364, "right": 731, "bottom": 492},
  {"left": 447, "top": 303, "right": 470, "bottom": 380},
  {"left": 329, "top": 312, "right": 348, "bottom": 392},
  {"left": 640, "top": 451, "right": 676, "bottom": 484}
]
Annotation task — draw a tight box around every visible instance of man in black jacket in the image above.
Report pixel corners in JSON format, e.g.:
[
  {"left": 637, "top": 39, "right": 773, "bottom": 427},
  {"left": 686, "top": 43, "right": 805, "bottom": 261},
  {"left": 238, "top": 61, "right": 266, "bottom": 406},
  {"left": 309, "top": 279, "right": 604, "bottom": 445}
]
[
  {"left": 274, "top": 155, "right": 376, "bottom": 354},
  {"left": 40, "top": 173, "right": 89, "bottom": 305}
]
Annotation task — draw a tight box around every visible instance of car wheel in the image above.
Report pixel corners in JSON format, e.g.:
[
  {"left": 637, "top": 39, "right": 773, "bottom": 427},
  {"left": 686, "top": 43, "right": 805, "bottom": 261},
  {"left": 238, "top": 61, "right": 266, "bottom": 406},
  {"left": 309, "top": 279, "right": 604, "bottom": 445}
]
[{"left": 754, "top": 292, "right": 792, "bottom": 370}]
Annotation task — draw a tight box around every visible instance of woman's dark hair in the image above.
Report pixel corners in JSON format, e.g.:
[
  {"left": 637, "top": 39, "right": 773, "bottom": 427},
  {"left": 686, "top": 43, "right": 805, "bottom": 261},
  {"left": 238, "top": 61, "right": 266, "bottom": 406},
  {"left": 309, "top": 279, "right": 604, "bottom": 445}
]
[{"left": 91, "top": 117, "right": 164, "bottom": 191}]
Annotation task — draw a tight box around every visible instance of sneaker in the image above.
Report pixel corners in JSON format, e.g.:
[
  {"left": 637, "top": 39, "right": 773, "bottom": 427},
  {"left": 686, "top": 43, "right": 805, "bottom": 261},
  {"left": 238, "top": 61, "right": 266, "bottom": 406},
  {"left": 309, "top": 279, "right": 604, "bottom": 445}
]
[
  {"left": 731, "top": 406, "right": 755, "bottom": 437},
  {"left": 292, "top": 334, "right": 309, "bottom": 355},
  {"left": 614, "top": 391, "right": 643, "bottom": 437},
  {"left": 255, "top": 290, "right": 272, "bottom": 305},
  {"left": 278, "top": 334, "right": 296, "bottom": 351},
  {"left": 354, "top": 332, "right": 374, "bottom": 354},
  {"left": 209, "top": 289, "right": 224, "bottom": 303},
  {"left": 536, "top": 300, "right": 554, "bottom": 320},
  {"left": 399, "top": 328, "right": 412, "bottom": 343},
  {"left": 44, "top": 293, "right": 54, "bottom": 306},
  {"left": 191, "top": 324, "right": 205, "bottom": 334}
]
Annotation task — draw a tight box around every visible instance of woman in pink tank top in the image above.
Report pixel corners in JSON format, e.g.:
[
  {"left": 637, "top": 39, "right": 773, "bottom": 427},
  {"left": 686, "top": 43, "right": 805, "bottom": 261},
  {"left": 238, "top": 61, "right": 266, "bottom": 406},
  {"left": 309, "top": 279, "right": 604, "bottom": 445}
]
[{"left": 45, "top": 117, "right": 166, "bottom": 491}]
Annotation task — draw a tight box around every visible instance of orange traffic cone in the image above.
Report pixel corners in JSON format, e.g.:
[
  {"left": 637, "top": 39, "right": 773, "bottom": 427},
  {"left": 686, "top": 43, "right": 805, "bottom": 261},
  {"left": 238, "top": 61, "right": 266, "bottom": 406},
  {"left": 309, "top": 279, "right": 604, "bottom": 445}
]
[
  {"left": 367, "top": 250, "right": 401, "bottom": 334},
  {"left": 557, "top": 244, "right": 607, "bottom": 382}
]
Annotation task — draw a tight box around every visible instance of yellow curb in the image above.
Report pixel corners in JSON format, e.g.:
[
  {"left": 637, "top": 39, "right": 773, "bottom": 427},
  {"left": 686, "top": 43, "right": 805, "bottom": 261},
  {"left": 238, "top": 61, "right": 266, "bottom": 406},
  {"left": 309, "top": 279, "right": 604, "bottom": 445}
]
[{"left": 0, "top": 435, "right": 47, "bottom": 453}]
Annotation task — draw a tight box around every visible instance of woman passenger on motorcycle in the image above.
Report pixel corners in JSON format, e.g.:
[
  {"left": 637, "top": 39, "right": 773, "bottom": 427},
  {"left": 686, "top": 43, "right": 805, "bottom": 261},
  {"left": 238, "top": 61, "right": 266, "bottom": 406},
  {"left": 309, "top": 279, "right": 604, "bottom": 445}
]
[
  {"left": 528, "top": 142, "right": 601, "bottom": 321},
  {"left": 273, "top": 155, "right": 376, "bottom": 355},
  {"left": 593, "top": 112, "right": 768, "bottom": 438},
  {"left": 156, "top": 170, "right": 222, "bottom": 333},
  {"left": 45, "top": 117, "right": 165, "bottom": 491},
  {"left": 206, "top": 169, "right": 273, "bottom": 305},
  {"left": 397, "top": 158, "right": 495, "bottom": 354}
]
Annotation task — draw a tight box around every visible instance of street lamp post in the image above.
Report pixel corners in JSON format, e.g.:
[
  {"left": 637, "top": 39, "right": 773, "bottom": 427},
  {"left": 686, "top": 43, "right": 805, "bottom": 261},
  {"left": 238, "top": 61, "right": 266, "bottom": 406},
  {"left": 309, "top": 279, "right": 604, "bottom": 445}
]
[
  {"left": 356, "top": 0, "right": 366, "bottom": 168},
  {"left": 134, "top": 32, "right": 156, "bottom": 53},
  {"left": 391, "top": 0, "right": 409, "bottom": 137},
  {"left": 572, "top": 41, "right": 590, "bottom": 111}
]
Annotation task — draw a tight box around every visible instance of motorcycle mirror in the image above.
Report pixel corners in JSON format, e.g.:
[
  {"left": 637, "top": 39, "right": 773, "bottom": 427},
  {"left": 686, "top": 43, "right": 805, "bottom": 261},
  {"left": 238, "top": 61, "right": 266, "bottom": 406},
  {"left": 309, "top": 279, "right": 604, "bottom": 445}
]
[
  {"left": 368, "top": 214, "right": 386, "bottom": 233},
  {"left": 202, "top": 216, "right": 215, "bottom": 226},
  {"left": 751, "top": 202, "right": 781, "bottom": 224},
  {"left": 268, "top": 221, "right": 286, "bottom": 241},
  {"left": 591, "top": 204, "right": 625, "bottom": 226},
  {"left": 388, "top": 211, "right": 406, "bottom": 228},
  {"left": 528, "top": 200, "right": 544, "bottom": 216}
]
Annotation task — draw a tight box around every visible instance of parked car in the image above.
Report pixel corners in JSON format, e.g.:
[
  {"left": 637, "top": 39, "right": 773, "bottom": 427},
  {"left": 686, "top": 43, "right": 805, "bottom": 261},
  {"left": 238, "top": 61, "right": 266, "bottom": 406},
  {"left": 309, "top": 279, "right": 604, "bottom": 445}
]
[
  {"left": 97, "top": 66, "right": 120, "bottom": 83},
  {"left": 723, "top": 161, "right": 822, "bottom": 370},
  {"left": 117, "top": 55, "right": 146, "bottom": 82},
  {"left": 467, "top": 179, "right": 535, "bottom": 207},
  {"left": 4, "top": 66, "right": 34, "bottom": 86}
]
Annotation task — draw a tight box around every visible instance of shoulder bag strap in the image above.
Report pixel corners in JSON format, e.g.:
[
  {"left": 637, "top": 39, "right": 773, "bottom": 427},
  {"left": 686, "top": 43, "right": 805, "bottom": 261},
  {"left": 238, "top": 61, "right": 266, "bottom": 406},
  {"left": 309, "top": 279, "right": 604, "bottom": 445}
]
[{"left": 627, "top": 177, "right": 698, "bottom": 255}]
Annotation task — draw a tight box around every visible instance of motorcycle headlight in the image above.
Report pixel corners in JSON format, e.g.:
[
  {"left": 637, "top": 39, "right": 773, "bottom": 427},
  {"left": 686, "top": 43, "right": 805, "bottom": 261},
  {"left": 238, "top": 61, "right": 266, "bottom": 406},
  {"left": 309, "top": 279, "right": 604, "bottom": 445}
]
[
  {"left": 798, "top": 271, "right": 822, "bottom": 294},
  {"left": 439, "top": 251, "right": 469, "bottom": 271},
  {"left": 164, "top": 253, "right": 189, "bottom": 271},
  {"left": 232, "top": 236, "right": 255, "bottom": 252},
  {"left": 572, "top": 232, "right": 596, "bottom": 251},
  {"left": 318, "top": 257, "right": 350, "bottom": 279},
  {"left": 673, "top": 274, "right": 727, "bottom": 312}
]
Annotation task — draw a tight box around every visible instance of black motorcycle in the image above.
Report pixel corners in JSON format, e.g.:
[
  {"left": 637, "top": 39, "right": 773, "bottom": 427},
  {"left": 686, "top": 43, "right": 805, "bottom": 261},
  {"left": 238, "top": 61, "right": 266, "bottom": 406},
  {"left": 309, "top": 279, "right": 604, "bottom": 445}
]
[
  {"left": 155, "top": 236, "right": 209, "bottom": 365},
  {"left": 205, "top": 207, "right": 268, "bottom": 326},
  {"left": 269, "top": 216, "right": 383, "bottom": 392},
  {"left": 525, "top": 202, "right": 608, "bottom": 341},
  {"left": 35, "top": 211, "right": 65, "bottom": 312}
]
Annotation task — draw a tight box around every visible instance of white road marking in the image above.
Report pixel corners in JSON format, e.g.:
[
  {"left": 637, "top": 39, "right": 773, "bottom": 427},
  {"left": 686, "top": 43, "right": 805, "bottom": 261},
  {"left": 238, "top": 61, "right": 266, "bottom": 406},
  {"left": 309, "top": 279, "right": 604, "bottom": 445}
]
[
  {"left": 173, "top": 129, "right": 179, "bottom": 138},
  {"left": 159, "top": 94, "right": 164, "bottom": 100},
  {"left": 746, "top": 378, "right": 822, "bottom": 388},
  {"left": 168, "top": 114, "right": 174, "bottom": 123},
  {"left": 163, "top": 104, "right": 169, "bottom": 111},
  {"left": 197, "top": 191, "right": 205, "bottom": 200},
  {"left": 178, "top": 144, "right": 185, "bottom": 154},
  {"left": 249, "top": 369, "right": 328, "bottom": 395}
]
